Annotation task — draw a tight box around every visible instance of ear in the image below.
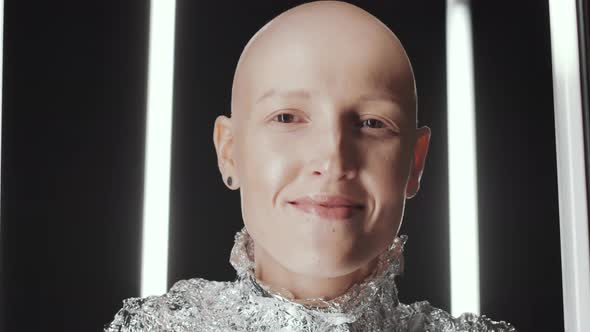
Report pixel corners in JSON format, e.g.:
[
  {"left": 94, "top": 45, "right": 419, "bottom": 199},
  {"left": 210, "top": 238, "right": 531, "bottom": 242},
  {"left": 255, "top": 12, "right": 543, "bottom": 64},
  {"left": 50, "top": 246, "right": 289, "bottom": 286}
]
[
  {"left": 406, "top": 126, "right": 431, "bottom": 198},
  {"left": 213, "top": 115, "right": 239, "bottom": 190}
]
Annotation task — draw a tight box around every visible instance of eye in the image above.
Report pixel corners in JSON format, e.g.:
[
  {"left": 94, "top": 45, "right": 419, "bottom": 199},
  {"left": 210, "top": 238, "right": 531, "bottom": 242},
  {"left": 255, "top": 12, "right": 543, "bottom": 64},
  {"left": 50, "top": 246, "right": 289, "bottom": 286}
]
[
  {"left": 271, "top": 112, "right": 301, "bottom": 123},
  {"left": 360, "top": 118, "right": 386, "bottom": 129}
]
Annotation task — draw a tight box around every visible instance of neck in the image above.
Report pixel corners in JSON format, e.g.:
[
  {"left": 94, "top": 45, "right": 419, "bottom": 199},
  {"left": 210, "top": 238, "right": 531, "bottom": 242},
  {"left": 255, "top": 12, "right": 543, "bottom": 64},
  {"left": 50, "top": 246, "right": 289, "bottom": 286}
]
[{"left": 253, "top": 245, "right": 378, "bottom": 301}]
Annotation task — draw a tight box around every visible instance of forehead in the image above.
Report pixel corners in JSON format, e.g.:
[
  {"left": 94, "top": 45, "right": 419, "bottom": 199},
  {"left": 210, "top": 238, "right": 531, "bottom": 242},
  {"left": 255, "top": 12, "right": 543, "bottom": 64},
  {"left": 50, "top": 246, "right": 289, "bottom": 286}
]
[
  {"left": 244, "top": 38, "right": 408, "bottom": 104},
  {"left": 231, "top": 10, "right": 417, "bottom": 123}
]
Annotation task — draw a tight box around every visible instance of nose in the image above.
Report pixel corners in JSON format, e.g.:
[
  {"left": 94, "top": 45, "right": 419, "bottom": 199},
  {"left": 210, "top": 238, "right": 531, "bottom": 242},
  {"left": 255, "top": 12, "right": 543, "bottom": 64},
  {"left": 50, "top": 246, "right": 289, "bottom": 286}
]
[{"left": 309, "top": 123, "right": 358, "bottom": 182}]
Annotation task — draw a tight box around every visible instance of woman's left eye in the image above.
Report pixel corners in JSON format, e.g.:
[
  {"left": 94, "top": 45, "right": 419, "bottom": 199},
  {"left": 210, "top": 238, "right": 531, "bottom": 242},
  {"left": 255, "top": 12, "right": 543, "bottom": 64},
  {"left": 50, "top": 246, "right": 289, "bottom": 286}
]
[{"left": 360, "top": 118, "right": 386, "bottom": 129}]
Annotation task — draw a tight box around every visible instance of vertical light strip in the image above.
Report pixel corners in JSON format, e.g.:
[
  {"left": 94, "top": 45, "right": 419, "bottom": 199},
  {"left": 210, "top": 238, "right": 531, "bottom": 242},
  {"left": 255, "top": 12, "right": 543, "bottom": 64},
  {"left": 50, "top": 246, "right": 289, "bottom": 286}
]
[
  {"left": 141, "top": 0, "right": 177, "bottom": 297},
  {"left": 548, "top": 0, "right": 590, "bottom": 331},
  {"left": 0, "top": 0, "right": 4, "bottom": 234},
  {"left": 446, "top": 0, "right": 480, "bottom": 316}
]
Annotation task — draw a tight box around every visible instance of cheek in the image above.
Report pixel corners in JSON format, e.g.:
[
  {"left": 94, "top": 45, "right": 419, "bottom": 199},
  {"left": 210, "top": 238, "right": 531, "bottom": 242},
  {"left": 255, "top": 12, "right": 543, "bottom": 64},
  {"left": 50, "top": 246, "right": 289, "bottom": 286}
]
[
  {"left": 238, "top": 131, "right": 301, "bottom": 214},
  {"left": 366, "top": 140, "right": 409, "bottom": 192},
  {"left": 363, "top": 141, "right": 409, "bottom": 227}
]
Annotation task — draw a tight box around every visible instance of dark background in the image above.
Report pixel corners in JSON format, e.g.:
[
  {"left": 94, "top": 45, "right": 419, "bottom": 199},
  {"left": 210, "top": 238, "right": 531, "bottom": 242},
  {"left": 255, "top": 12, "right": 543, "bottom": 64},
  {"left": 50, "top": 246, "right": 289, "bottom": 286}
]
[{"left": 0, "top": 1, "right": 564, "bottom": 331}]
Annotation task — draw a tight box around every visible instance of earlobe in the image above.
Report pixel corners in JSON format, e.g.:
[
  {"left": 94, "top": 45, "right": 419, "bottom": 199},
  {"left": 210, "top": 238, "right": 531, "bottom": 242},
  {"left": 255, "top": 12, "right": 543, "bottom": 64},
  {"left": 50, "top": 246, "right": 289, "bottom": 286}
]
[
  {"left": 213, "top": 115, "right": 239, "bottom": 189},
  {"left": 226, "top": 176, "right": 239, "bottom": 190},
  {"left": 405, "top": 158, "right": 419, "bottom": 199},
  {"left": 405, "top": 158, "right": 422, "bottom": 199}
]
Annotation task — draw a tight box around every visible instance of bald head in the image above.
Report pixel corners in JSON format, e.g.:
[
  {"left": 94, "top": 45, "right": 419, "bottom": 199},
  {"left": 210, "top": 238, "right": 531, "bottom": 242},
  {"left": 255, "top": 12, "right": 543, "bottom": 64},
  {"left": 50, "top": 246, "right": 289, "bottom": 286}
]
[
  {"left": 214, "top": 1, "right": 431, "bottom": 288},
  {"left": 230, "top": 1, "right": 417, "bottom": 126}
]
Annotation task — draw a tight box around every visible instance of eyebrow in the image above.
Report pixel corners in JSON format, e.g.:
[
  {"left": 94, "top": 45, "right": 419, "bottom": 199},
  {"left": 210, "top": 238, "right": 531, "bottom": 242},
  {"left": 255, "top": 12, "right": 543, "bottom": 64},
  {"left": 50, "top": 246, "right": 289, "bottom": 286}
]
[
  {"left": 357, "top": 91, "right": 400, "bottom": 104},
  {"left": 255, "top": 89, "right": 313, "bottom": 104},
  {"left": 255, "top": 89, "right": 401, "bottom": 107}
]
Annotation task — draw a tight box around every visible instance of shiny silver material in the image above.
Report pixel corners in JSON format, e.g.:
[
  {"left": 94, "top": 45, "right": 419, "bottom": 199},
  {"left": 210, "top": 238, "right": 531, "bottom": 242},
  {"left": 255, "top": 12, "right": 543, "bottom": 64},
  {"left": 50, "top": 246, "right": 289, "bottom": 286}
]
[{"left": 105, "top": 228, "right": 516, "bottom": 331}]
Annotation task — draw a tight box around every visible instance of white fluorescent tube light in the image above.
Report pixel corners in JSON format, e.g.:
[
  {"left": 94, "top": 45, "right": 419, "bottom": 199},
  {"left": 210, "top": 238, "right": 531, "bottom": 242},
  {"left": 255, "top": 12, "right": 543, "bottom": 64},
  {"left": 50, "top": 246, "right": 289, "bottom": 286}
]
[
  {"left": 548, "top": 0, "right": 590, "bottom": 331},
  {"left": 446, "top": 0, "right": 480, "bottom": 316},
  {"left": 0, "top": 0, "right": 4, "bottom": 234},
  {"left": 141, "top": 0, "right": 177, "bottom": 297}
]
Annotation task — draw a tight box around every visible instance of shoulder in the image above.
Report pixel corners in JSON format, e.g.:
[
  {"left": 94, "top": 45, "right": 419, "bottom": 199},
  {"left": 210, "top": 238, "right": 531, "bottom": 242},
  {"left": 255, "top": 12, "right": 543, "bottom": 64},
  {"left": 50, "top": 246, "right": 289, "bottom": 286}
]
[
  {"left": 396, "top": 300, "right": 517, "bottom": 332},
  {"left": 104, "top": 278, "right": 233, "bottom": 332}
]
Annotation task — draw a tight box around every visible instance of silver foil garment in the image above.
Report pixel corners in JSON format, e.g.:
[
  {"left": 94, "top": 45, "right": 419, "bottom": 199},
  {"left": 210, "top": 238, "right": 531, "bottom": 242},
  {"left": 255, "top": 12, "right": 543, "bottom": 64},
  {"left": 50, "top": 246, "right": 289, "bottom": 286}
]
[{"left": 105, "top": 228, "right": 517, "bottom": 331}]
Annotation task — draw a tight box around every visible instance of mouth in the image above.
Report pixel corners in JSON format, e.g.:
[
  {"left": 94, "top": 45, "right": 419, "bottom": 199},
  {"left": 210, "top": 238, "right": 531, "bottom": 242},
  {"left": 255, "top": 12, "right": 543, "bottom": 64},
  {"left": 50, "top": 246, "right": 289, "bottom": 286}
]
[{"left": 287, "top": 194, "right": 365, "bottom": 220}]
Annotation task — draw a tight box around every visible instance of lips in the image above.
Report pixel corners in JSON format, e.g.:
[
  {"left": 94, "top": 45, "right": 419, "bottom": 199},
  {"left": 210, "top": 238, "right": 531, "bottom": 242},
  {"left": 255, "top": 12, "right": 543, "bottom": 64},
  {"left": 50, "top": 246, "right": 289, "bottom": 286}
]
[{"left": 288, "top": 195, "right": 364, "bottom": 220}]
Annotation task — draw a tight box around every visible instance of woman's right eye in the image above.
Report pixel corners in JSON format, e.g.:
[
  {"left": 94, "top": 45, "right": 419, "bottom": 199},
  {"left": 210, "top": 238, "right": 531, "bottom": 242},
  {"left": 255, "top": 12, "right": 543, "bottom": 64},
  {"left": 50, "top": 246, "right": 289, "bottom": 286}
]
[{"left": 273, "top": 113, "right": 297, "bottom": 123}]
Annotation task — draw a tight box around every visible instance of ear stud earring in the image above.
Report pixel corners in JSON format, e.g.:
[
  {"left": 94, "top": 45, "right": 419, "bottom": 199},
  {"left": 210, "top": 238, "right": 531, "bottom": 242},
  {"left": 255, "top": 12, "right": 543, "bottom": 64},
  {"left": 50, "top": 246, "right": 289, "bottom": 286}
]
[{"left": 226, "top": 176, "right": 233, "bottom": 187}]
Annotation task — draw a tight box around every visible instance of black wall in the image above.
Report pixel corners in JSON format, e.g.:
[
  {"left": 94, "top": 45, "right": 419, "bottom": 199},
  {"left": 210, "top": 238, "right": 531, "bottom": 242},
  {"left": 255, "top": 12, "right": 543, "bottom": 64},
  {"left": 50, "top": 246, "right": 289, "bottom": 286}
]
[
  {"left": 0, "top": 1, "right": 564, "bottom": 331},
  {"left": 471, "top": 2, "right": 563, "bottom": 331},
  {"left": 0, "top": 1, "right": 149, "bottom": 330}
]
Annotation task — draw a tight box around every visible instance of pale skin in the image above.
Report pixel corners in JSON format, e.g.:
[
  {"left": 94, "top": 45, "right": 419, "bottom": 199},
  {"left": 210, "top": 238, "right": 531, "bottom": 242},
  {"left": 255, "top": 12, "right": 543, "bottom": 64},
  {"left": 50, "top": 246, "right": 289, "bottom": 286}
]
[{"left": 213, "top": 1, "right": 430, "bottom": 301}]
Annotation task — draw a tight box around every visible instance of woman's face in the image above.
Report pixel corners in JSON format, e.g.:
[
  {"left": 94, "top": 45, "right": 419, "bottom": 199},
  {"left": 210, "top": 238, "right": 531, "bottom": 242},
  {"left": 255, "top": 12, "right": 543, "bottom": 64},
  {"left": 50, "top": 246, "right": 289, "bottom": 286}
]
[{"left": 216, "top": 13, "right": 429, "bottom": 279}]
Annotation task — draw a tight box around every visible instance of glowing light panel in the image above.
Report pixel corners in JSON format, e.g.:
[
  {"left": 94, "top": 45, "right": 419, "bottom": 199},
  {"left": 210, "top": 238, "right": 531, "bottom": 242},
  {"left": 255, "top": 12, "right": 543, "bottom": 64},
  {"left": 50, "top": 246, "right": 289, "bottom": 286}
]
[
  {"left": 141, "top": 0, "right": 177, "bottom": 297},
  {"left": 446, "top": 0, "right": 480, "bottom": 316},
  {"left": 548, "top": 0, "right": 590, "bottom": 331},
  {"left": 0, "top": 0, "right": 4, "bottom": 233}
]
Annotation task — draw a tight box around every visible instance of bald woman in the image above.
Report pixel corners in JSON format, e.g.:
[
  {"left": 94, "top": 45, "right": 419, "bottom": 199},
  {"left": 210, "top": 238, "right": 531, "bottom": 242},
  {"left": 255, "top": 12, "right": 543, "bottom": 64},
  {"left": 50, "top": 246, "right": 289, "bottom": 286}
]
[{"left": 105, "top": 2, "right": 515, "bottom": 331}]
